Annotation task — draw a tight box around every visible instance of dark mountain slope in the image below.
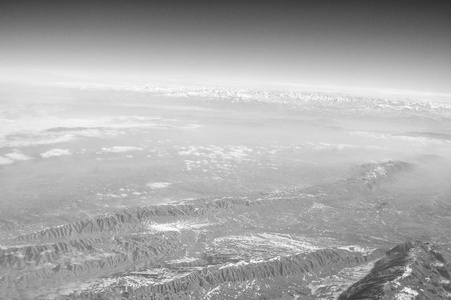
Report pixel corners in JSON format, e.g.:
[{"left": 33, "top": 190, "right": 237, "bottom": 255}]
[{"left": 339, "top": 241, "right": 451, "bottom": 299}]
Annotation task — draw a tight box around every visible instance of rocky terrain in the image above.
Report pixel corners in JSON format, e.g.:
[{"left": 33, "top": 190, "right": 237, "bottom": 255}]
[
  {"left": 1, "top": 159, "right": 451, "bottom": 299},
  {"left": 339, "top": 241, "right": 451, "bottom": 299},
  {"left": 1, "top": 84, "right": 451, "bottom": 299}
]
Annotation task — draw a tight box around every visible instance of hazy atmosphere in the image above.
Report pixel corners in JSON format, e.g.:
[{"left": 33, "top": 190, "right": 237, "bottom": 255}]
[
  {"left": 1, "top": 1, "right": 451, "bottom": 300},
  {"left": 1, "top": 1, "right": 451, "bottom": 93}
]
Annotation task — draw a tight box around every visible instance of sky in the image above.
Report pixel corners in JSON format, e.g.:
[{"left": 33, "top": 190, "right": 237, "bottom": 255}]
[{"left": 1, "top": 0, "right": 450, "bottom": 93}]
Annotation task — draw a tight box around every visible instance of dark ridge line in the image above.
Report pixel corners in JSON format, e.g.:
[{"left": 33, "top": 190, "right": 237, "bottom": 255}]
[
  {"left": 1, "top": 232, "right": 182, "bottom": 269},
  {"left": 67, "top": 248, "right": 385, "bottom": 299},
  {"left": 15, "top": 160, "right": 412, "bottom": 242},
  {"left": 0, "top": 234, "right": 185, "bottom": 298},
  {"left": 15, "top": 196, "right": 308, "bottom": 241}
]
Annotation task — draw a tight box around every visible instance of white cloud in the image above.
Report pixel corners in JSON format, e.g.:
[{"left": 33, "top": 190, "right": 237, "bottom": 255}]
[
  {"left": 100, "top": 146, "right": 143, "bottom": 153},
  {"left": 40, "top": 149, "right": 72, "bottom": 158},
  {"left": 147, "top": 182, "right": 172, "bottom": 189},
  {"left": 0, "top": 109, "right": 193, "bottom": 149},
  {"left": 4, "top": 150, "right": 32, "bottom": 161},
  {"left": 0, "top": 156, "right": 14, "bottom": 165}
]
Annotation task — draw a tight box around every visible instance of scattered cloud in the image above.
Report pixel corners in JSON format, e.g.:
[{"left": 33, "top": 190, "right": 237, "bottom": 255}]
[
  {"left": 0, "top": 156, "right": 14, "bottom": 165},
  {"left": 4, "top": 150, "right": 33, "bottom": 161},
  {"left": 40, "top": 149, "right": 72, "bottom": 158},
  {"left": 0, "top": 150, "right": 33, "bottom": 165},
  {"left": 100, "top": 146, "right": 144, "bottom": 153},
  {"left": 147, "top": 182, "right": 172, "bottom": 189}
]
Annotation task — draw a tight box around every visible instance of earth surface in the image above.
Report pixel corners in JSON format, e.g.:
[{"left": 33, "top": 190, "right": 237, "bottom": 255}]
[{"left": 1, "top": 83, "right": 451, "bottom": 299}]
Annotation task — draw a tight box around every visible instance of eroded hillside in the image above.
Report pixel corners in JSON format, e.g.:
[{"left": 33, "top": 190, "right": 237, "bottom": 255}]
[{"left": 1, "top": 160, "right": 451, "bottom": 299}]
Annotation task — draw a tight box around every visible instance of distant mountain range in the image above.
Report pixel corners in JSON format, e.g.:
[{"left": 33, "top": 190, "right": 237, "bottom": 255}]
[{"left": 65, "top": 83, "right": 451, "bottom": 119}]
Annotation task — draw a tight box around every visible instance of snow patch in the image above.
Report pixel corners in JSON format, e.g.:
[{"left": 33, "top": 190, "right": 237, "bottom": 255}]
[
  {"left": 336, "top": 245, "right": 376, "bottom": 254},
  {"left": 145, "top": 221, "right": 213, "bottom": 232},
  {"left": 395, "top": 287, "right": 419, "bottom": 299}
]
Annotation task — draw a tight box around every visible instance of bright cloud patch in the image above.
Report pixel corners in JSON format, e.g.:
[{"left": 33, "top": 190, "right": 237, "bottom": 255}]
[
  {"left": 4, "top": 150, "right": 32, "bottom": 161},
  {"left": 0, "top": 156, "right": 14, "bottom": 165},
  {"left": 40, "top": 149, "right": 72, "bottom": 158},
  {"left": 147, "top": 182, "right": 172, "bottom": 189},
  {"left": 100, "top": 146, "right": 143, "bottom": 153}
]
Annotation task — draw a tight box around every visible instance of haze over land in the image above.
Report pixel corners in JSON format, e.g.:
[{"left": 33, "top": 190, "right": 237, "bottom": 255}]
[{"left": 1, "top": 82, "right": 451, "bottom": 298}]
